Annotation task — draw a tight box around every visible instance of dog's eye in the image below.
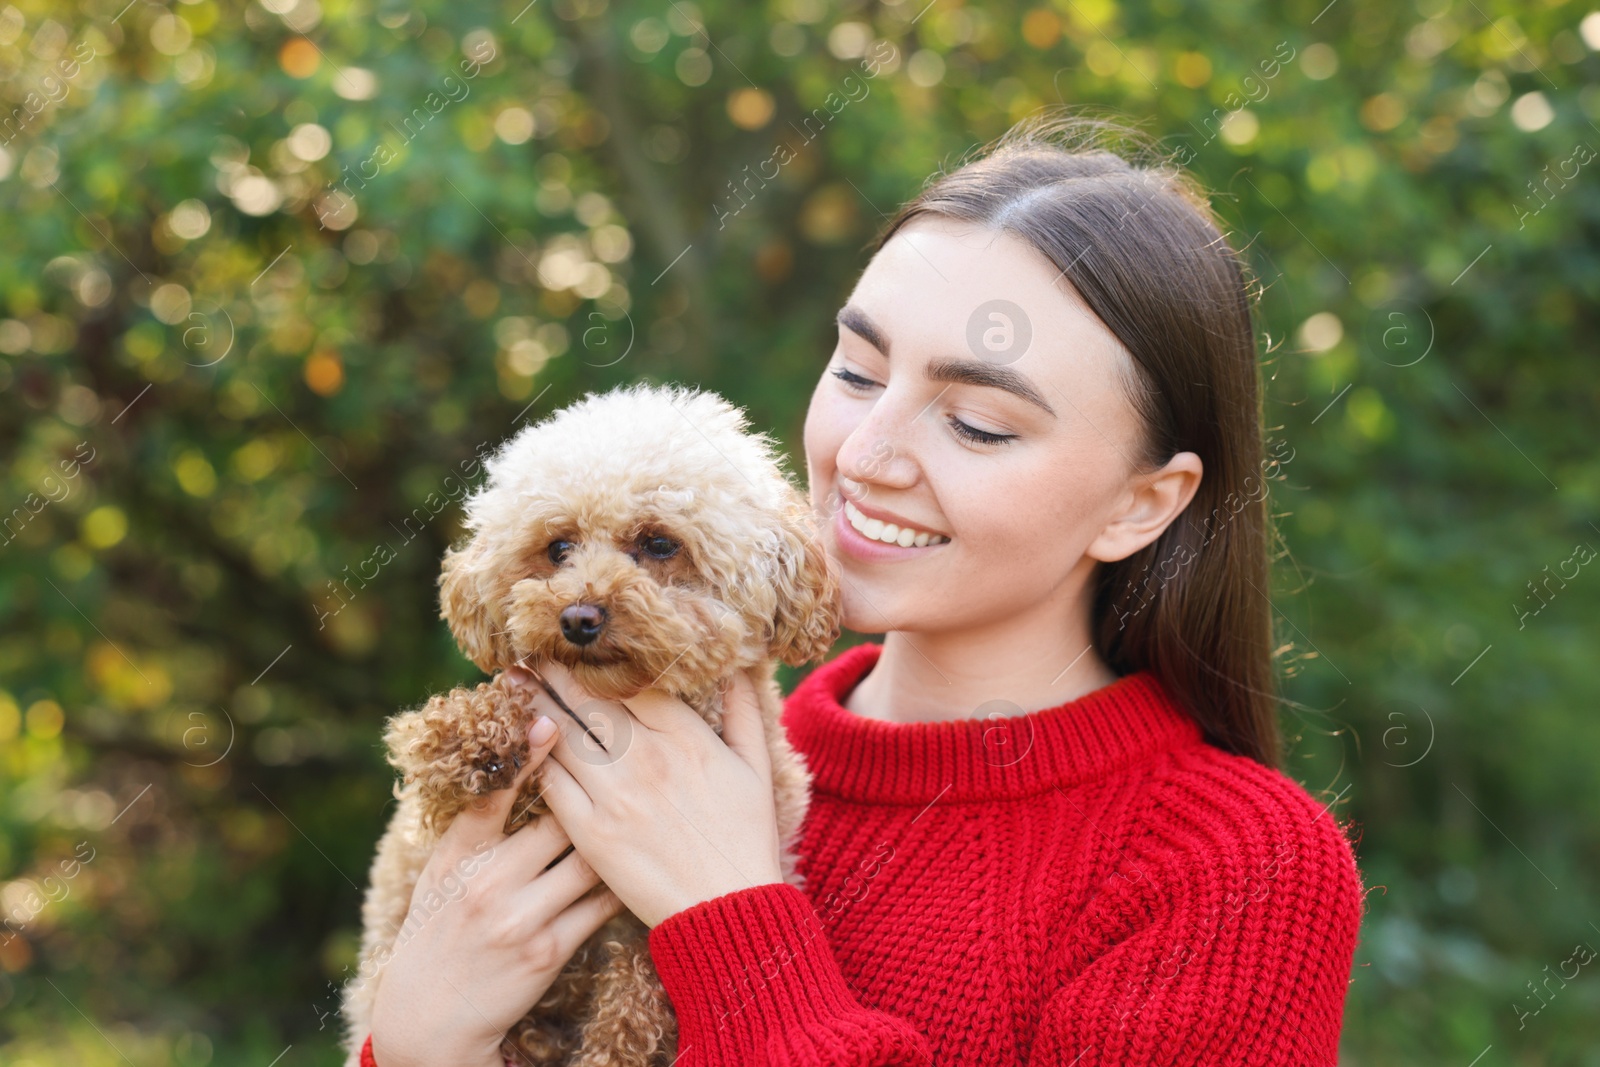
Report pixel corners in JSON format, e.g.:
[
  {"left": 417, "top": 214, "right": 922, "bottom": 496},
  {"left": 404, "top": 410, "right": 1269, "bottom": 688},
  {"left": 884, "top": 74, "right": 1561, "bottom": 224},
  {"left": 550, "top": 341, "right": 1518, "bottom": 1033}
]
[
  {"left": 548, "top": 540, "right": 575, "bottom": 565},
  {"left": 639, "top": 534, "right": 680, "bottom": 560}
]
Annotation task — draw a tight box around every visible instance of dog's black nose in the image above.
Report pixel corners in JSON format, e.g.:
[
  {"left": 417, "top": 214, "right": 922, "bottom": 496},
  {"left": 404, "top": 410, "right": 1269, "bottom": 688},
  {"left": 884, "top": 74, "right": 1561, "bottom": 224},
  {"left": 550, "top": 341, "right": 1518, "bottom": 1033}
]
[{"left": 559, "top": 603, "right": 607, "bottom": 646}]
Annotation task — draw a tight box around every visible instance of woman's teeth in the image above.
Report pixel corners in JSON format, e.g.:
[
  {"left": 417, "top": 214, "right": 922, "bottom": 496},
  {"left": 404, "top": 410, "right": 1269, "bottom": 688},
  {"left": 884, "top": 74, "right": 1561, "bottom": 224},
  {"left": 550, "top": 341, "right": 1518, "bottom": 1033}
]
[{"left": 845, "top": 501, "right": 950, "bottom": 547}]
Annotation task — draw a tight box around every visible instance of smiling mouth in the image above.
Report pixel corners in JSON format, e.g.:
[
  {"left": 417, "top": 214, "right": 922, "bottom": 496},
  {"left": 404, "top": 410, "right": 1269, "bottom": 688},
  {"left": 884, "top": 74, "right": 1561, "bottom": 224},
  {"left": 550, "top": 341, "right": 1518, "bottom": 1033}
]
[{"left": 843, "top": 500, "right": 951, "bottom": 547}]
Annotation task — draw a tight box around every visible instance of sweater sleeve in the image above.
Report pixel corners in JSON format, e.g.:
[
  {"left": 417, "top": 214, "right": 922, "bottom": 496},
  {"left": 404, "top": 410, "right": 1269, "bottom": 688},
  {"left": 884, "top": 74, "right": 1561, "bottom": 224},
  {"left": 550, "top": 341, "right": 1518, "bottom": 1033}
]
[
  {"left": 646, "top": 882, "right": 935, "bottom": 1066},
  {"left": 1026, "top": 811, "right": 1365, "bottom": 1066},
  {"left": 358, "top": 1032, "right": 518, "bottom": 1067}
]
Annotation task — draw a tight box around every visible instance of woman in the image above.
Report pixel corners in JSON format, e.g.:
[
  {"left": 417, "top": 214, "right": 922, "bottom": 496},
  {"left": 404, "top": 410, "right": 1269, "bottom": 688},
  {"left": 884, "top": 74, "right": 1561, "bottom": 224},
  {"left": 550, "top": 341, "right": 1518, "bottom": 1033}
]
[{"left": 364, "top": 112, "right": 1365, "bottom": 1067}]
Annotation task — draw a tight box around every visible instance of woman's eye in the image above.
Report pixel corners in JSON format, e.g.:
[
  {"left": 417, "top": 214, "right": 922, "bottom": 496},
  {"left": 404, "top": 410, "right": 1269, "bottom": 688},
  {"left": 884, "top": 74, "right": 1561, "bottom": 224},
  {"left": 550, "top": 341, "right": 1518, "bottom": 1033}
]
[
  {"left": 833, "top": 364, "right": 1014, "bottom": 446},
  {"left": 640, "top": 534, "right": 680, "bottom": 559},
  {"left": 547, "top": 540, "right": 574, "bottom": 564},
  {"left": 831, "top": 367, "right": 877, "bottom": 392},
  {"left": 948, "top": 417, "right": 1016, "bottom": 446}
]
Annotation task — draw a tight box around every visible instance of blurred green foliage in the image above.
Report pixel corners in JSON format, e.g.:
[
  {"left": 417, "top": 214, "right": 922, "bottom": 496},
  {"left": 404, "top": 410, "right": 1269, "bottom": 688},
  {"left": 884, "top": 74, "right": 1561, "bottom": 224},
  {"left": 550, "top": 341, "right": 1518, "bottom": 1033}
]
[{"left": 1, "top": 0, "right": 1597, "bottom": 1063}]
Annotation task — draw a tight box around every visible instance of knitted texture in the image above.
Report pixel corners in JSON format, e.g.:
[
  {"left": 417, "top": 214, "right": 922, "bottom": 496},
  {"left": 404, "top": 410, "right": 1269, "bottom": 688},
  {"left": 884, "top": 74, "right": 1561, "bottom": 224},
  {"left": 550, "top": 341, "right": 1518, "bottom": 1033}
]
[
  {"left": 647, "top": 643, "right": 1365, "bottom": 1066},
  {"left": 362, "top": 642, "right": 1364, "bottom": 1066}
]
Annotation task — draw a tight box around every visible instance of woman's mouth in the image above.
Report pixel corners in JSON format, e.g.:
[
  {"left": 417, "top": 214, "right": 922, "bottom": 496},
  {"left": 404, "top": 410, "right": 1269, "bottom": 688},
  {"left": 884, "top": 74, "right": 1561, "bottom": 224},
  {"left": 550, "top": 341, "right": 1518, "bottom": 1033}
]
[
  {"left": 833, "top": 499, "right": 952, "bottom": 562},
  {"left": 844, "top": 500, "right": 949, "bottom": 546}
]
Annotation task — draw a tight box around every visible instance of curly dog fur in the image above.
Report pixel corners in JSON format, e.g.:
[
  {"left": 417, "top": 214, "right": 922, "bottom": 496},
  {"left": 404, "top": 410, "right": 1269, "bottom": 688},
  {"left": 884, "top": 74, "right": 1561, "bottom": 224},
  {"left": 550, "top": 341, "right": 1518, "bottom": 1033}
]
[{"left": 340, "top": 382, "right": 841, "bottom": 1066}]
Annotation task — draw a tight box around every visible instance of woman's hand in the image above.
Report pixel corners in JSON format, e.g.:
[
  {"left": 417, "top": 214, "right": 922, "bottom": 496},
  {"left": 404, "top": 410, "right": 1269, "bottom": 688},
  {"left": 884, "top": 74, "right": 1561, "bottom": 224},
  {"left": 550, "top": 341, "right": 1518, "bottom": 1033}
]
[
  {"left": 520, "top": 661, "right": 785, "bottom": 928},
  {"left": 369, "top": 710, "right": 626, "bottom": 1067}
]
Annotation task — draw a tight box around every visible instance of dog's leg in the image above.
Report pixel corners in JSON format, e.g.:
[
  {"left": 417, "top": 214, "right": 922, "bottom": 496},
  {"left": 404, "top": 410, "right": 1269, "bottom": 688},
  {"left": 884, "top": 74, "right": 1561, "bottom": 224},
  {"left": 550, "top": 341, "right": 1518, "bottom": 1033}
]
[{"left": 569, "top": 917, "right": 677, "bottom": 1067}]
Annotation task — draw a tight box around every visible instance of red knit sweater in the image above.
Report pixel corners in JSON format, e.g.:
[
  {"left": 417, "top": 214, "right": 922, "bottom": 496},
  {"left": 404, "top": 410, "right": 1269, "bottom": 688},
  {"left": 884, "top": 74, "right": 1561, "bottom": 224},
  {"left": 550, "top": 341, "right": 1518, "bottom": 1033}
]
[{"left": 362, "top": 642, "right": 1364, "bottom": 1067}]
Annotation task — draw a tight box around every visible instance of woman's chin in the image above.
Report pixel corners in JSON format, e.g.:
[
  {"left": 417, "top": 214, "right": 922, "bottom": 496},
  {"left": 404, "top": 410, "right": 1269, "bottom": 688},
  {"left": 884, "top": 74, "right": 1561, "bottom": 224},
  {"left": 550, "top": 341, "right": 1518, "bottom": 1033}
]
[{"left": 837, "top": 586, "right": 904, "bottom": 636}]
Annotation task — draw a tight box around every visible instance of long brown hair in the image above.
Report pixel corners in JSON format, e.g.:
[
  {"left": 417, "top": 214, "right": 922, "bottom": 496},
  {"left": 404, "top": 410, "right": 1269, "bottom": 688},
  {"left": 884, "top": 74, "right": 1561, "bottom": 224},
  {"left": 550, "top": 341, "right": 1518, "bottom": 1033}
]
[{"left": 863, "top": 109, "right": 1282, "bottom": 769}]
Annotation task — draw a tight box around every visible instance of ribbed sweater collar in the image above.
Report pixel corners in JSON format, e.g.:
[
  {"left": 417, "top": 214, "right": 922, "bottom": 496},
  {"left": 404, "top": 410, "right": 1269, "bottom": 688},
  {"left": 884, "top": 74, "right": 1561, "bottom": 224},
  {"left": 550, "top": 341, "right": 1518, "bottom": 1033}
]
[{"left": 783, "top": 642, "right": 1204, "bottom": 804}]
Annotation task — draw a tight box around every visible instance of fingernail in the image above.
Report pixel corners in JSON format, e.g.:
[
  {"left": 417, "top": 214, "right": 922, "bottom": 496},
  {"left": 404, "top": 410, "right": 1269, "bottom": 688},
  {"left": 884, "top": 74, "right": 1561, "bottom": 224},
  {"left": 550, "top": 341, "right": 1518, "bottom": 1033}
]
[{"left": 530, "top": 716, "right": 557, "bottom": 744}]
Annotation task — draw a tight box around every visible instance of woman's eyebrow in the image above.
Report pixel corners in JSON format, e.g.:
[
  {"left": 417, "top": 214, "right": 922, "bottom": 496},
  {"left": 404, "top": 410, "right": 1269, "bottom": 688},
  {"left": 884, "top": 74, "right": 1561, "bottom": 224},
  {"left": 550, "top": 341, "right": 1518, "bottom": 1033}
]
[
  {"left": 926, "top": 355, "right": 1057, "bottom": 417},
  {"left": 835, "top": 304, "right": 1057, "bottom": 418},
  {"left": 837, "top": 305, "right": 892, "bottom": 355}
]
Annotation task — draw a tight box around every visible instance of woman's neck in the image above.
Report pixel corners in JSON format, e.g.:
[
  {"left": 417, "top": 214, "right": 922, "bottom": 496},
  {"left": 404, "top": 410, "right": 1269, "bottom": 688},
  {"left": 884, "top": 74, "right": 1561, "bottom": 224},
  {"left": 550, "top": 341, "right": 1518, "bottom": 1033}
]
[{"left": 842, "top": 627, "right": 1122, "bottom": 725}]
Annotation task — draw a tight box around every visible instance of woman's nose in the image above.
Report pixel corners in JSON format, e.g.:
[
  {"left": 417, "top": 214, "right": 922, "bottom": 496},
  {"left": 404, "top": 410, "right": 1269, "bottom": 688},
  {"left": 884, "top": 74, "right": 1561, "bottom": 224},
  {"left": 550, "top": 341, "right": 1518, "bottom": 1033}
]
[{"left": 838, "top": 399, "right": 919, "bottom": 489}]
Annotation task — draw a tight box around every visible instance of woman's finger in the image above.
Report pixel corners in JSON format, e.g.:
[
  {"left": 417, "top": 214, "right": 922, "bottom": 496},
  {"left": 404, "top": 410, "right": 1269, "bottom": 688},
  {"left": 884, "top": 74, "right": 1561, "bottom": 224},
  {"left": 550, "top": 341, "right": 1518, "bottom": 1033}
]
[
  {"left": 616, "top": 686, "right": 690, "bottom": 735},
  {"left": 527, "top": 660, "right": 653, "bottom": 761},
  {"left": 545, "top": 884, "right": 629, "bottom": 958},
  {"left": 719, "top": 668, "right": 772, "bottom": 779},
  {"left": 538, "top": 748, "right": 595, "bottom": 825},
  {"left": 495, "top": 804, "right": 578, "bottom": 884},
  {"left": 514, "top": 841, "right": 605, "bottom": 921}
]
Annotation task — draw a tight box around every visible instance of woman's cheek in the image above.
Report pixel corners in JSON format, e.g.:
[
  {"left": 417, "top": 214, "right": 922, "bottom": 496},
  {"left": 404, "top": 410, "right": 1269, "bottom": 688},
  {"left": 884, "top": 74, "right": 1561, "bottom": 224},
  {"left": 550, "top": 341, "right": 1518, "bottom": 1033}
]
[{"left": 801, "top": 395, "right": 837, "bottom": 487}]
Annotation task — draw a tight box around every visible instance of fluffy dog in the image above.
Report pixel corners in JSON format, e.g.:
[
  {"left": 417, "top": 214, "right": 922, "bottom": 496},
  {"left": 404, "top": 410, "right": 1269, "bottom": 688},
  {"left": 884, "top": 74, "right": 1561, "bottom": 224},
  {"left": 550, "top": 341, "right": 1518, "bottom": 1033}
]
[{"left": 340, "top": 382, "right": 841, "bottom": 1067}]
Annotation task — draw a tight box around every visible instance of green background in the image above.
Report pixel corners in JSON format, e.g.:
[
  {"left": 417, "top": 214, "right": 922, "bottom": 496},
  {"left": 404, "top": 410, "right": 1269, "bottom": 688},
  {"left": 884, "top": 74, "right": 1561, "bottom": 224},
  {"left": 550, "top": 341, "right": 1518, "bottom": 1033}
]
[{"left": 2, "top": 0, "right": 1597, "bottom": 1063}]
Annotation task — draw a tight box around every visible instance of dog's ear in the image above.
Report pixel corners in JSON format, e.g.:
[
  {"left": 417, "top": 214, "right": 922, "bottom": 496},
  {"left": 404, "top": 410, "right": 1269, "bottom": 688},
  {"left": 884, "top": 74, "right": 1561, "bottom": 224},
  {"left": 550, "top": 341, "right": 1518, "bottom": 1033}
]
[
  {"left": 439, "top": 537, "right": 510, "bottom": 674},
  {"left": 767, "top": 501, "right": 842, "bottom": 667}
]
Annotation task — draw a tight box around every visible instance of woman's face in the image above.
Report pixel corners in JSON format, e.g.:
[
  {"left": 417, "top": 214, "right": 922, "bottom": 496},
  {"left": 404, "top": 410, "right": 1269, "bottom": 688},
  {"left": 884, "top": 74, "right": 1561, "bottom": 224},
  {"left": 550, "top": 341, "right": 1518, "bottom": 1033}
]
[{"left": 803, "top": 215, "right": 1199, "bottom": 638}]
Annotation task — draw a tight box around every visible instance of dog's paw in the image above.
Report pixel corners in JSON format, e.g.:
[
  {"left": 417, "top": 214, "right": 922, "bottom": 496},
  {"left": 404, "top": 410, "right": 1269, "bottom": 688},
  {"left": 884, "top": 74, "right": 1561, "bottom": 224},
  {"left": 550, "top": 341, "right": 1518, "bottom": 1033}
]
[{"left": 382, "top": 679, "right": 535, "bottom": 830}]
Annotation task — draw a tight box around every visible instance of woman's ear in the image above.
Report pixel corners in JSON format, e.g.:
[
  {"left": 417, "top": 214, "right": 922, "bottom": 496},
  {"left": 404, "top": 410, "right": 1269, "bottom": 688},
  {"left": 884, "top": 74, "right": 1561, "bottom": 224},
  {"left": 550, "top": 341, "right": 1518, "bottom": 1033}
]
[
  {"left": 767, "top": 502, "right": 843, "bottom": 667},
  {"left": 439, "top": 537, "right": 510, "bottom": 674},
  {"left": 1089, "top": 451, "right": 1204, "bottom": 563}
]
